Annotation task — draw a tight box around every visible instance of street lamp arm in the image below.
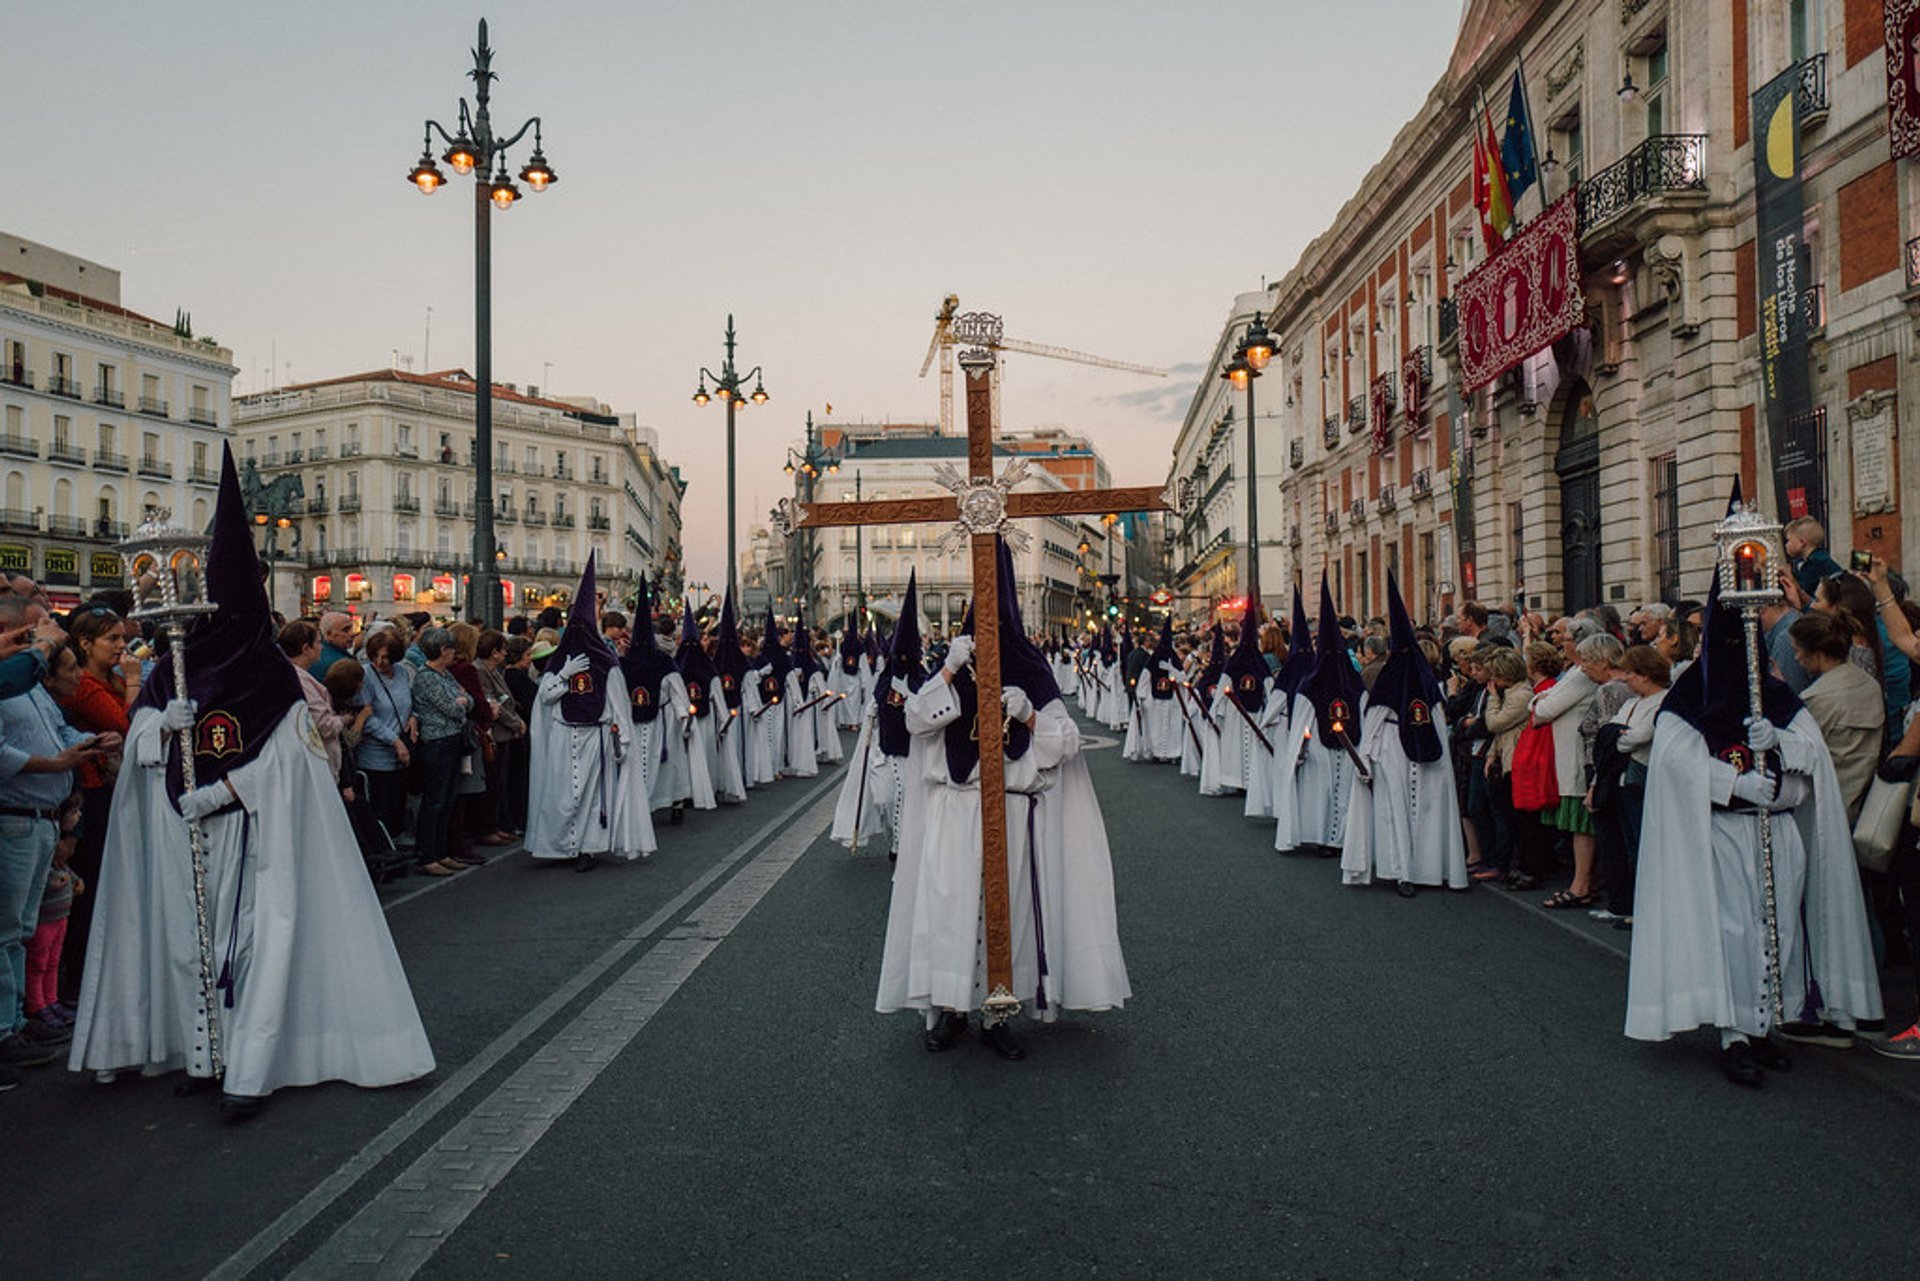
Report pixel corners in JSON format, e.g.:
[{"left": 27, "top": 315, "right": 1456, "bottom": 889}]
[
  {"left": 493, "top": 116, "right": 541, "bottom": 153},
  {"left": 424, "top": 119, "right": 466, "bottom": 148}
]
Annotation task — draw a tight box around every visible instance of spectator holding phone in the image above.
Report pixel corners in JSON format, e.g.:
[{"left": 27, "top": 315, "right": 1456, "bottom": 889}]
[{"left": 0, "top": 639, "right": 120, "bottom": 1081}]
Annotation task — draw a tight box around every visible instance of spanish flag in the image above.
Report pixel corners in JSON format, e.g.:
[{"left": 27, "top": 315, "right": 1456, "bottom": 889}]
[{"left": 1473, "top": 101, "right": 1515, "bottom": 254}]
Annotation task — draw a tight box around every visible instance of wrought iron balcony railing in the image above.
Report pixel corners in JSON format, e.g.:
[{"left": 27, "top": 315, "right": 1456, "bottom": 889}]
[
  {"left": 93, "top": 386, "right": 125, "bottom": 409},
  {"left": 94, "top": 449, "right": 129, "bottom": 472},
  {"left": 1577, "top": 134, "right": 1708, "bottom": 237},
  {"left": 48, "top": 442, "right": 85, "bottom": 465},
  {"left": 0, "top": 435, "right": 39, "bottom": 459},
  {"left": 1323, "top": 415, "right": 1341, "bottom": 449},
  {"left": 137, "top": 396, "right": 169, "bottom": 418},
  {"left": 1805, "top": 283, "right": 1827, "bottom": 333},
  {"left": 1410, "top": 467, "right": 1433, "bottom": 499},
  {"left": 338, "top": 495, "right": 362, "bottom": 513},
  {"left": 1289, "top": 438, "right": 1304, "bottom": 469},
  {"left": 1797, "top": 52, "right": 1828, "bottom": 122},
  {"left": 2, "top": 366, "right": 31, "bottom": 389},
  {"left": 1323, "top": 509, "right": 1339, "bottom": 534},
  {"left": 1349, "top": 497, "right": 1368, "bottom": 523},
  {"left": 394, "top": 494, "right": 421, "bottom": 513},
  {"left": 47, "top": 375, "right": 80, "bottom": 399},
  {"left": 1347, "top": 395, "right": 1368, "bottom": 433},
  {"left": 187, "top": 466, "right": 219, "bottom": 485},
  {"left": 1377, "top": 486, "right": 1397, "bottom": 515},
  {"left": 94, "top": 518, "right": 128, "bottom": 539},
  {"left": 137, "top": 458, "right": 173, "bottom": 479},
  {"left": 46, "top": 515, "right": 86, "bottom": 536},
  {"left": 1906, "top": 236, "right": 1920, "bottom": 290},
  {"left": 588, "top": 514, "right": 611, "bottom": 531},
  {"left": 307, "top": 495, "right": 330, "bottom": 513},
  {"left": 188, "top": 407, "right": 218, "bottom": 427},
  {"left": 0, "top": 507, "right": 40, "bottom": 532}
]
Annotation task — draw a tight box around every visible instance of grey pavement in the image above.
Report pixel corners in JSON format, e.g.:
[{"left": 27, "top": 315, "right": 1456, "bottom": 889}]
[{"left": 4, "top": 712, "right": 1919, "bottom": 1279}]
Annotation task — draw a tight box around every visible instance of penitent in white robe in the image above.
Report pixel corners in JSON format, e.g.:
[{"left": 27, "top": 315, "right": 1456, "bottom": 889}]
[
  {"left": 1626, "top": 712, "right": 1881, "bottom": 1042},
  {"left": 649, "top": 672, "right": 715, "bottom": 811},
  {"left": 811, "top": 672, "right": 845, "bottom": 765},
  {"left": 1339, "top": 701, "right": 1469, "bottom": 889},
  {"left": 71, "top": 706, "right": 435, "bottom": 1097},
  {"left": 1282, "top": 691, "right": 1361, "bottom": 851},
  {"left": 877, "top": 678, "right": 1130, "bottom": 1024},
  {"left": 1177, "top": 680, "right": 1209, "bottom": 778},
  {"left": 831, "top": 661, "right": 865, "bottom": 729},
  {"left": 527, "top": 665, "right": 656, "bottom": 861}
]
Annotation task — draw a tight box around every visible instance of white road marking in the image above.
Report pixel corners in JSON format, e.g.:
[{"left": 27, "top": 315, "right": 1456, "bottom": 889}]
[{"left": 209, "top": 771, "right": 843, "bottom": 1281}]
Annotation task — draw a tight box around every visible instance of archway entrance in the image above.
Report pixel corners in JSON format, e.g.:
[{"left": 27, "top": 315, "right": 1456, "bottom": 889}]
[{"left": 1555, "top": 381, "right": 1602, "bottom": 614}]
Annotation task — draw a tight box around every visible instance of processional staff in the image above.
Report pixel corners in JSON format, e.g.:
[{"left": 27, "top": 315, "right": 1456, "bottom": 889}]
[{"left": 121, "top": 515, "right": 224, "bottom": 1074}]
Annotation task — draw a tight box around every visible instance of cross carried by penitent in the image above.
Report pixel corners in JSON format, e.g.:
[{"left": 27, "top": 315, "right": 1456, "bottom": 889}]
[{"left": 774, "top": 311, "right": 1170, "bottom": 1026}]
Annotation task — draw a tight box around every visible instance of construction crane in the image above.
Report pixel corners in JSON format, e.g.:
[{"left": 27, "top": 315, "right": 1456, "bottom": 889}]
[{"left": 918, "top": 293, "right": 1166, "bottom": 435}]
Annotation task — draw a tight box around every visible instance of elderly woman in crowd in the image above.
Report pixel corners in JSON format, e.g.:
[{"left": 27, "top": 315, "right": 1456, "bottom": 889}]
[
  {"left": 1791, "top": 610, "right": 1886, "bottom": 819},
  {"left": 1474, "top": 644, "right": 1530, "bottom": 883},
  {"left": 1529, "top": 630, "right": 1601, "bottom": 908},
  {"left": 358, "top": 629, "right": 416, "bottom": 845},
  {"left": 411, "top": 626, "right": 473, "bottom": 877}
]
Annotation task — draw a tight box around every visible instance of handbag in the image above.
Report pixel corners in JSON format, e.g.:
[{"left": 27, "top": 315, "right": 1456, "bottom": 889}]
[
  {"left": 1855, "top": 755, "right": 1920, "bottom": 873},
  {"left": 1509, "top": 708, "right": 1559, "bottom": 814}
]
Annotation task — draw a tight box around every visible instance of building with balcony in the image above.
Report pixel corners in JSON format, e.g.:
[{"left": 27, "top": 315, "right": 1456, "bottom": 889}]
[
  {"left": 0, "top": 233, "right": 235, "bottom": 607},
  {"left": 1193, "top": 0, "right": 1917, "bottom": 626},
  {"left": 765, "top": 425, "right": 1121, "bottom": 635},
  {"left": 235, "top": 370, "right": 686, "bottom": 619}
]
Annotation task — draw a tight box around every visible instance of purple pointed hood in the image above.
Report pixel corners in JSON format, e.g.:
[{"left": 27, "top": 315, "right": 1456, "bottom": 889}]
[
  {"left": 1273, "top": 587, "right": 1315, "bottom": 698},
  {"left": 1223, "top": 612, "right": 1269, "bottom": 711},
  {"left": 945, "top": 537, "right": 1062, "bottom": 783},
  {"left": 1301, "top": 575, "right": 1365, "bottom": 741},
  {"left": 875, "top": 569, "right": 926, "bottom": 758},
  {"left": 675, "top": 599, "right": 716, "bottom": 719},
  {"left": 619, "top": 573, "right": 677, "bottom": 724},
  {"left": 136, "top": 445, "right": 303, "bottom": 800},
  {"left": 1369, "top": 571, "right": 1445, "bottom": 762},
  {"left": 711, "top": 591, "right": 748, "bottom": 709}
]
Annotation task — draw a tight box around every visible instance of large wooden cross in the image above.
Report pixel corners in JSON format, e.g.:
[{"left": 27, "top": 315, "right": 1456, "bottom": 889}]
[{"left": 776, "top": 311, "right": 1168, "bottom": 1024}]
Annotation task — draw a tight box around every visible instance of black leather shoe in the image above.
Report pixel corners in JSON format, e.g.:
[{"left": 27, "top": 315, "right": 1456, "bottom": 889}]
[
  {"left": 574, "top": 853, "right": 599, "bottom": 874},
  {"left": 1719, "top": 1040, "right": 1764, "bottom": 1087},
  {"left": 670, "top": 805, "right": 685, "bottom": 826},
  {"left": 1749, "top": 1038, "right": 1792, "bottom": 1072},
  {"left": 980, "top": 1021, "right": 1026, "bottom": 1061},
  {"left": 1395, "top": 880, "right": 1418, "bottom": 899},
  {"left": 924, "top": 1011, "right": 969, "bottom": 1052},
  {"left": 172, "top": 1074, "right": 219, "bottom": 1097},
  {"left": 221, "top": 1092, "right": 264, "bottom": 1119}
]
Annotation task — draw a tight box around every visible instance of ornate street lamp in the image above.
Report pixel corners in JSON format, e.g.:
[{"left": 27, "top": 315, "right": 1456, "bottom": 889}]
[
  {"left": 782, "top": 411, "right": 843, "bottom": 620},
  {"left": 405, "top": 19, "right": 557, "bottom": 626},
  {"left": 1221, "top": 308, "right": 1275, "bottom": 618},
  {"left": 693, "top": 314, "right": 770, "bottom": 603}
]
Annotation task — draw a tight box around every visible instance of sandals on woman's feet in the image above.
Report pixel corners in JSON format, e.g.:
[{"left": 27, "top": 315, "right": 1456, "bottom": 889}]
[{"left": 1541, "top": 888, "right": 1598, "bottom": 910}]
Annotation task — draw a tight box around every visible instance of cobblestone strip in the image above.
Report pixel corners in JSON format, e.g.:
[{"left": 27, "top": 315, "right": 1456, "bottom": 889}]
[{"left": 286, "top": 787, "right": 840, "bottom": 1279}]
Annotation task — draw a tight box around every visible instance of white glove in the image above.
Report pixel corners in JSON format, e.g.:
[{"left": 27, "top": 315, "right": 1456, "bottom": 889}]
[
  {"left": 1002, "top": 686, "right": 1033, "bottom": 724},
  {"left": 178, "top": 781, "right": 232, "bottom": 822},
  {"left": 943, "top": 635, "right": 974, "bottom": 673},
  {"left": 557, "top": 653, "right": 591, "bottom": 681},
  {"left": 1729, "top": 768, "right": 1779, "bottom": 806},
  {"left": 160, "top": 698, "right": 197, "bottom": 733},
  {"left": 1745, "top": 716, "right": 1779, "bottom": 754}
]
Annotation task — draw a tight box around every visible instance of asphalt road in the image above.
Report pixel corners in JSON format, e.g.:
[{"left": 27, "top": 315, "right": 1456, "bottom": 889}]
[{"left": 6, "top": 710, "right": 1919, "bottom": 1279}]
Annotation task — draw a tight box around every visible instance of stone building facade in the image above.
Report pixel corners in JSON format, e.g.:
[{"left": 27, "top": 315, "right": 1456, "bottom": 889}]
[
  {"left": 1176, "top": 0, "right": 1918, "bottom": 625},
  {"left": 234, "top": 369, "right": 684, "bottom": 619},
  {"left": 0, "top": 233, "right": 236, "bottom": 609}
]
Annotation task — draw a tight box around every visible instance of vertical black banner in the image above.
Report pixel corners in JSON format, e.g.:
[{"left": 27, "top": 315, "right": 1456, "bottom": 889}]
[{"left": 1753, "top": 66, "right": 1823, "bottom": 524}]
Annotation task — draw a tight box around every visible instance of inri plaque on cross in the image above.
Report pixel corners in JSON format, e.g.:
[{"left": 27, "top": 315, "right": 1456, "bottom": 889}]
[{"left": 776, "top": 311, "right": 1168, "bottom": 1023}]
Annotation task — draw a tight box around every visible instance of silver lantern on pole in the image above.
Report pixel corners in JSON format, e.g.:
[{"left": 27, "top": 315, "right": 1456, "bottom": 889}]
[
  {"left": 1711, "top": 498, "right": 1788, "bottom": 1026},
  {"left": 120, "top": 511, "right": 223, "bottom": 1074}
]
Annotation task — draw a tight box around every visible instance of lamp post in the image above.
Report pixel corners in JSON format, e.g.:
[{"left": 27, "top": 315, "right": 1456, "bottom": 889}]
[
  {"left": 781, "top": 411, "right": 840, "bottom": 622},
  {"left": 405, "top": 18, "right": 558, "bottom": 628},
  {"left": 1221, "top": 309, "right": 1276, "bottom": 619},
  {"left": 692, "top": 315, "right": 770, "bottom": 604},
  {"left": 251, "top": 512, "right": 292, "bottom": 611}
]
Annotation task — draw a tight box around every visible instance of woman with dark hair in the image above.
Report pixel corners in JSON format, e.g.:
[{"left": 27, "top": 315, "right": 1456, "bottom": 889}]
[
  {"left": 53, "top": 606, "right": 141, "bottom": 1004},
  {"left": 476, "top": 628, "right": 525, "bottom": 842},
  {"left": 1809, "top": 569, "right": 1910, "bottom": 728},
  {"left": 447, "top": 622, "right": 497, "bottom": 857},
  {"left": 501, "top": 635, "right": 537, "bottom": 832}
]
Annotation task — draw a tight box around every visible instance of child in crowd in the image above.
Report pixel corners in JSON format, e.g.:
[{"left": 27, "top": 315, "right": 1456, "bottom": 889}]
[{"left": 26, "top": 798, "right": 83, "bottom": 1028}]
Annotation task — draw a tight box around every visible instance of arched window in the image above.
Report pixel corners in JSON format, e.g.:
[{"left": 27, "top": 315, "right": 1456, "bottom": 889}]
[
  {"left": 53, "top": 478, "right": 72, "bottom": 518},
  {"left": 191, "top": 497, "right": 210, "bottom": 529},
  {"left": 4, "top": 470, "right": 25, "bottom": 510}
]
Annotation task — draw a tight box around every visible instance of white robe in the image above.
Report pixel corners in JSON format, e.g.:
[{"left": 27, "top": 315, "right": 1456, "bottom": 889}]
[
  {"left": 1243, "top": 683, "right": 1290, "bottom": 819},
  {"left": 1202, "top": 681, "right": 1266, "bottom": 796},
  {"left": 877, "top": 678, "right": 1130, "bottom": 1022},
  {"left": 1626, "top": 713, "right": 1881, "bottom": 1041},
  {"left": 782, "top": 668, "right": 819, "bottom": 778},
  {"left": 1177, "top": 681, "right": 1210, "bottom": 778},
  {"left": 1339, "top": 702, "right": 1469, "bottom": 889},
  {"left": 652, "top": 672, "right": 715, "bottom": 810},
  {"left": 831, "top": 693, "right": 895, "bottom": 852},
  {"left": 1284, "top": 691, "right": 1362, "bottom": 850},
  {"left": 70, "top": 706, "right": 435, "bottom": 1097},
  {"left": 831, "top": 660, "right": 865, "bottom": 728},
  {"left": 811, "top": 672, "right": 845, "bottom": 764},
  {"left": 527, "top": 666, "right": 656, "bottom": 861},
  {"left": 707, "top": 677, "right": 748, "bottom": 802},
  {"left": 743, "top": 669, "right": 786, "bottom": 786}
]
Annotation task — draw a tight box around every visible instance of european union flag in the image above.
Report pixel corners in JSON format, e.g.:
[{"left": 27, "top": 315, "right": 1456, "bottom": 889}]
[{"left": 1501, "top": 71, "right": 1538, "bottom": 202}]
